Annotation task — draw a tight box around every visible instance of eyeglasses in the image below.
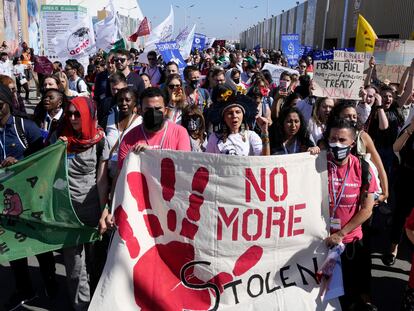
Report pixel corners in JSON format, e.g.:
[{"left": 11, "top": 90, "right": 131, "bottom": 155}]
[
  {"left": 168, "top": 84, "right": 181, "bottom": 90},
  {"left": 114, "top": 57, "right": 127, "bottom": 63},
  {"left": 66, "top": 111, "right": 81, "bottom": 118}
]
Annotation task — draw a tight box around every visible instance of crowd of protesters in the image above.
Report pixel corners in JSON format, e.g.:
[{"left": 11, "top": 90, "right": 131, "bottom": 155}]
[{"left": 0, "top": 40, "right": 414, "bottom": 311}]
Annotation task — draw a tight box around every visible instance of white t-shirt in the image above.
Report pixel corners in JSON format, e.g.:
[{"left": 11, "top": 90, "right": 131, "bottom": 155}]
[
  {"left": 307, "top": 118, "right": 324, "bottom": 145},
  {"left": 105, "top": 111, "right": 142, "bottom": 149},
  {"left": 104, "top": 114, "right": 142, "bottom": 178},
  {"left": 356, "top": 102, "right": 371, "bottom": 125},
  {"left": 0, "top": 60, "right": 13, "bottom": 77},
  {"left": 13, "top": 64, "right": 26, "bottom": 77},
  {"left": 68, "top": 76, "right": 88, "bottom": 95},
  {"left": 296, "top": 97, "right": 314, "bottom": 124},
  {"left": 206, "top": 130, "right": 262, "bottom": 156}
]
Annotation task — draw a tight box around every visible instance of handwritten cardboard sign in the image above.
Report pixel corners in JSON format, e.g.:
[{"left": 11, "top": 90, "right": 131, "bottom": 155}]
[{"left": 313, "top": 60, "right": 364, "bottom": 100}]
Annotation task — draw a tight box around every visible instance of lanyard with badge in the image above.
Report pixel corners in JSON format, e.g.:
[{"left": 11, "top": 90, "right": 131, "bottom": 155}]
[
  {"left": 141, "top": 122, "right": 169, "bottom": 149},
  {"left": 0, "top": 130, "right": 6, "bottom": 161},
  {"left": 329, "top": 159, "right": 351, "bottom": 231},
  {"left": 283, "top": 139, "right": 297, "bottom": 154}
]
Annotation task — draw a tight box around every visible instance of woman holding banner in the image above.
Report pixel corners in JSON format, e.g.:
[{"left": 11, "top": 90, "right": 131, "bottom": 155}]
[
  {"left": 56, "top": 96, "right": 105, "bottom": 310},
  {"left": 269, "top": 106, "right": 319, "bottom": 155},
  {"left": 0, "top": 84, "right": 57, "bottom": 310}
]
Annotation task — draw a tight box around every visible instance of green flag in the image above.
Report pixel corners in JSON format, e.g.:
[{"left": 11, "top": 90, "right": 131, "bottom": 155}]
[
  {"left": 110, "top": 38, "right": 126, "bottom": 51},
  {"left": 0, "top": 141, "right": 99, "bottom": 263}
]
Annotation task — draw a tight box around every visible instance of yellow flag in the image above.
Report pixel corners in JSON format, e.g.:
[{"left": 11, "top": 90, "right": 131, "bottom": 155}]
[{"left": 355, "top": 14, "right": 377, "bottom": 52}]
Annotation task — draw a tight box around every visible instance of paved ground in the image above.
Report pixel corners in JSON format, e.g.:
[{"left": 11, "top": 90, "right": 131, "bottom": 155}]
[{"left": 0, "top": 86, "right": 411, "bottom": 310}]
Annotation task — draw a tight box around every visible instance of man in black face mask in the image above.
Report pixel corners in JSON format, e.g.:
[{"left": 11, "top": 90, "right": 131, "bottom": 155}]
[
  {"left": 99, "top": 87, "right": 191, "bottom": 234},
  {"left": 183, "top": 65, "right": 211, "bottom": 113},
  {"left": 324, "top": 118, "right": 378, "bottom": 311}
]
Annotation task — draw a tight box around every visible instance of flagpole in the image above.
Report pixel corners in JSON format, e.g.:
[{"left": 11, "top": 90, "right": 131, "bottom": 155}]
[{"left": 340, "top": 0, "right": 349, "bottom": 48}]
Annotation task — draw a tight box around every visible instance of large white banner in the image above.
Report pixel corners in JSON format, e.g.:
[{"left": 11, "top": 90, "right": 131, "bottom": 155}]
[
  {"left": 175, "top": 24, "right": 196, "bottom": 60},
  {"left": 90, "top": 151, "right": 340, "bottom": 310},
  {"left": 261, "top": 63, "right": 299, "bottom": 85}
]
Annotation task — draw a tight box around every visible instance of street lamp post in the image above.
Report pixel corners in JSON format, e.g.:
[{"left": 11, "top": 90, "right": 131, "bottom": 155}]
[
  {"left": 175, "top": 4, "right": 195, "bottom": 28},
  {"left": 119, "top": 5, "right": 138, "bottom": 35}
]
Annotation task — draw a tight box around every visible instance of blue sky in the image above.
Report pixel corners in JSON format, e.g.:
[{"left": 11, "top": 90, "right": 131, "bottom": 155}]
[{"left": 138, "top": 0, "right": 303, "bottom": 40}]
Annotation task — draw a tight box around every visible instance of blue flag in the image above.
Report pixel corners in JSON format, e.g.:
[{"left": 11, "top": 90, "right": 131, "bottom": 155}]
[
  {"left": 281, "top": 34, "right": 300, "bottom": 67},
  {"left": 156, "top": 41, "right": 187, "bottom": 75},
  {"left": 192, "top": 33, "right": 206, "bottom": 51},
  {"left": 299, "top": 45, "right": 314, "bottom": 58}
]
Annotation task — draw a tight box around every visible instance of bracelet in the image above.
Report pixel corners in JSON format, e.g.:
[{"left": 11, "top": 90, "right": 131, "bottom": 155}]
[
  {"left": 376, "top": 105, "right": 384, "bottom": 109},
  {"left": 261, "top": 133, "right": 269, "bottom": 138},
  {"left": 405, "top": 128, "right": 413, "bottom": 136},
  {"left": 261, "top": 137, "right": 270, "bottom": 144}
]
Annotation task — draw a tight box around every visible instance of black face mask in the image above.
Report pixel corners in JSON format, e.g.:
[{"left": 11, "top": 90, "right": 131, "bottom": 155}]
[
  {"left": 186, "top": 117, "right": 201, "bottom": 131},
  {"left": 189, "top": 79, "right": 199, "bottom": 89},
  {"left": 233, "top": 78, "right": 240, "bottom": 84},
  {"left": 143, "top": 108, "right": 164, "bottom": 131},
  {"left": 328, "top": 142, "right": 352, "bottom": 162}
]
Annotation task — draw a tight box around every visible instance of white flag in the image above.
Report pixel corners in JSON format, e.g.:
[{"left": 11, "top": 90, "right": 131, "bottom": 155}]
[
  {"left": 52, "top": 15, "right": 96, "bottom": 64},
  {"left": 138, "top": 6, "right": 174, "bottom": 63},
  {"left": 176, "top": 24, "right": 196, "bottom": 60},
  {"left": 207, "top": 37, "right": 216, "bottom": 48},
  {"left": 95, "top": 0, "right": 119, "bottom": 52}
]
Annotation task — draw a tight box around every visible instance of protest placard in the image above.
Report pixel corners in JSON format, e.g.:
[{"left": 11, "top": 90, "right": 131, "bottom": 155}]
[
  {"left": 192, "top": 33, "right": 207, "bottom": 51},
  {"left": 90, "top": 150, "right": 341, "bottom": 311},
  {"left": 261, "top": 63, "right": 299, "bottom": 85},
  {"left": 0, "top": 142, "right": 98, "bottom": 264},
  {"left": 374, "top": 39, "right": 414, "bottom": 66},
  {"left": 313, "top": 60, "right": 364, "bottom": 100},
  {"left": 281, "top": 34, "right": 300, "bottom": 67},
  {"left": 334, "top": 50, "right": 366, "bottom": 62},
  {"left": 375, "top": 64, "right": 407, "bottom": 84},
  {"left": 33, "top": 56, "right": 53, "bottom": 75}
]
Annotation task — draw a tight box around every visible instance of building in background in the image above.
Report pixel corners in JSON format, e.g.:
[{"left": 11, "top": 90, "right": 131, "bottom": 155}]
[
  {"left": 0, "top": 0, "right": 46, "bottom": 56},
  {"left": 0, "top": 0, "right": 143, "bottom": 57},
  {"left": 240, "top": 0, "right": 414, "bottom": 50}
]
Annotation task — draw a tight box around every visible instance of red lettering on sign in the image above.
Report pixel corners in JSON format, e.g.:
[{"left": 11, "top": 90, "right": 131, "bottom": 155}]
[
  {"left": 242, "top": 209, "right": 263, "bottom": 241},
  {"left": 217, "top": 207, "right": 239, "bottom": 240},
  {"left": 245, "top": 167, "right": 288, "bottom": 203}
]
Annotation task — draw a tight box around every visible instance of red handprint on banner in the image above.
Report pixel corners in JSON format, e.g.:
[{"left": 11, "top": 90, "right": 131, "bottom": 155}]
[{"left": 114, "top": 157, "right": 263, "bottom": 311}]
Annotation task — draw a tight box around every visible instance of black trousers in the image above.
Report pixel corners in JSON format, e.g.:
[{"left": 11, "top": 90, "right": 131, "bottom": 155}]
[
  {"left": 391, "top": 167, "right": 414, "bottom": 244},
  {"left": 9, "top": 251, "right": 56, "bottom": 295},
  {"left": 339, "top": 239, "right": 372, "bottom": 310}
]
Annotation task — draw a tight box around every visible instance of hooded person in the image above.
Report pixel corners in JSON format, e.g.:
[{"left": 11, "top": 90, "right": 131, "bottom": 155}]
[
  {"left": 225, "top": 68, "right": 246, "bottom": 95},
  {"left": 55, "top": 96, "right": 105, "bottom": 310},
  {"left": 205, "top": 84, "right": 269, "bottom": 156}
]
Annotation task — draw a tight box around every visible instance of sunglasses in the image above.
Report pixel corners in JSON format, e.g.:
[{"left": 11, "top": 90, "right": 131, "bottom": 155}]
[
  {"left": 67, "top": 111, "right": 81, "bottom": 118},
  {"left": 114, "top": 57, "right": 127, "bottom": 63},
  {"left": 147, "top": 57, "right": 156, "bottom": 61},
  {"left": 168, "top": 84, "right": 181, "bottom": 90}
]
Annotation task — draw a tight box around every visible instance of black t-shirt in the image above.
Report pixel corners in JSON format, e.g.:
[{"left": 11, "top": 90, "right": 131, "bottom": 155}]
[
  {"left": 126, "top": 71, "right": 145, "bottom": 99},
  {"left": 368, "top": 107, "right": 402, "bottom": 149},
  {"left": 399, "top": 125, "right": 414, "bottom": 168}
]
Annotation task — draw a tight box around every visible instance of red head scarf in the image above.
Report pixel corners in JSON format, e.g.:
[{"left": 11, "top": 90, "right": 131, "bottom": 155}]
[{"left": 61, "top": 96, "right": 104, "bottom": 153}]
